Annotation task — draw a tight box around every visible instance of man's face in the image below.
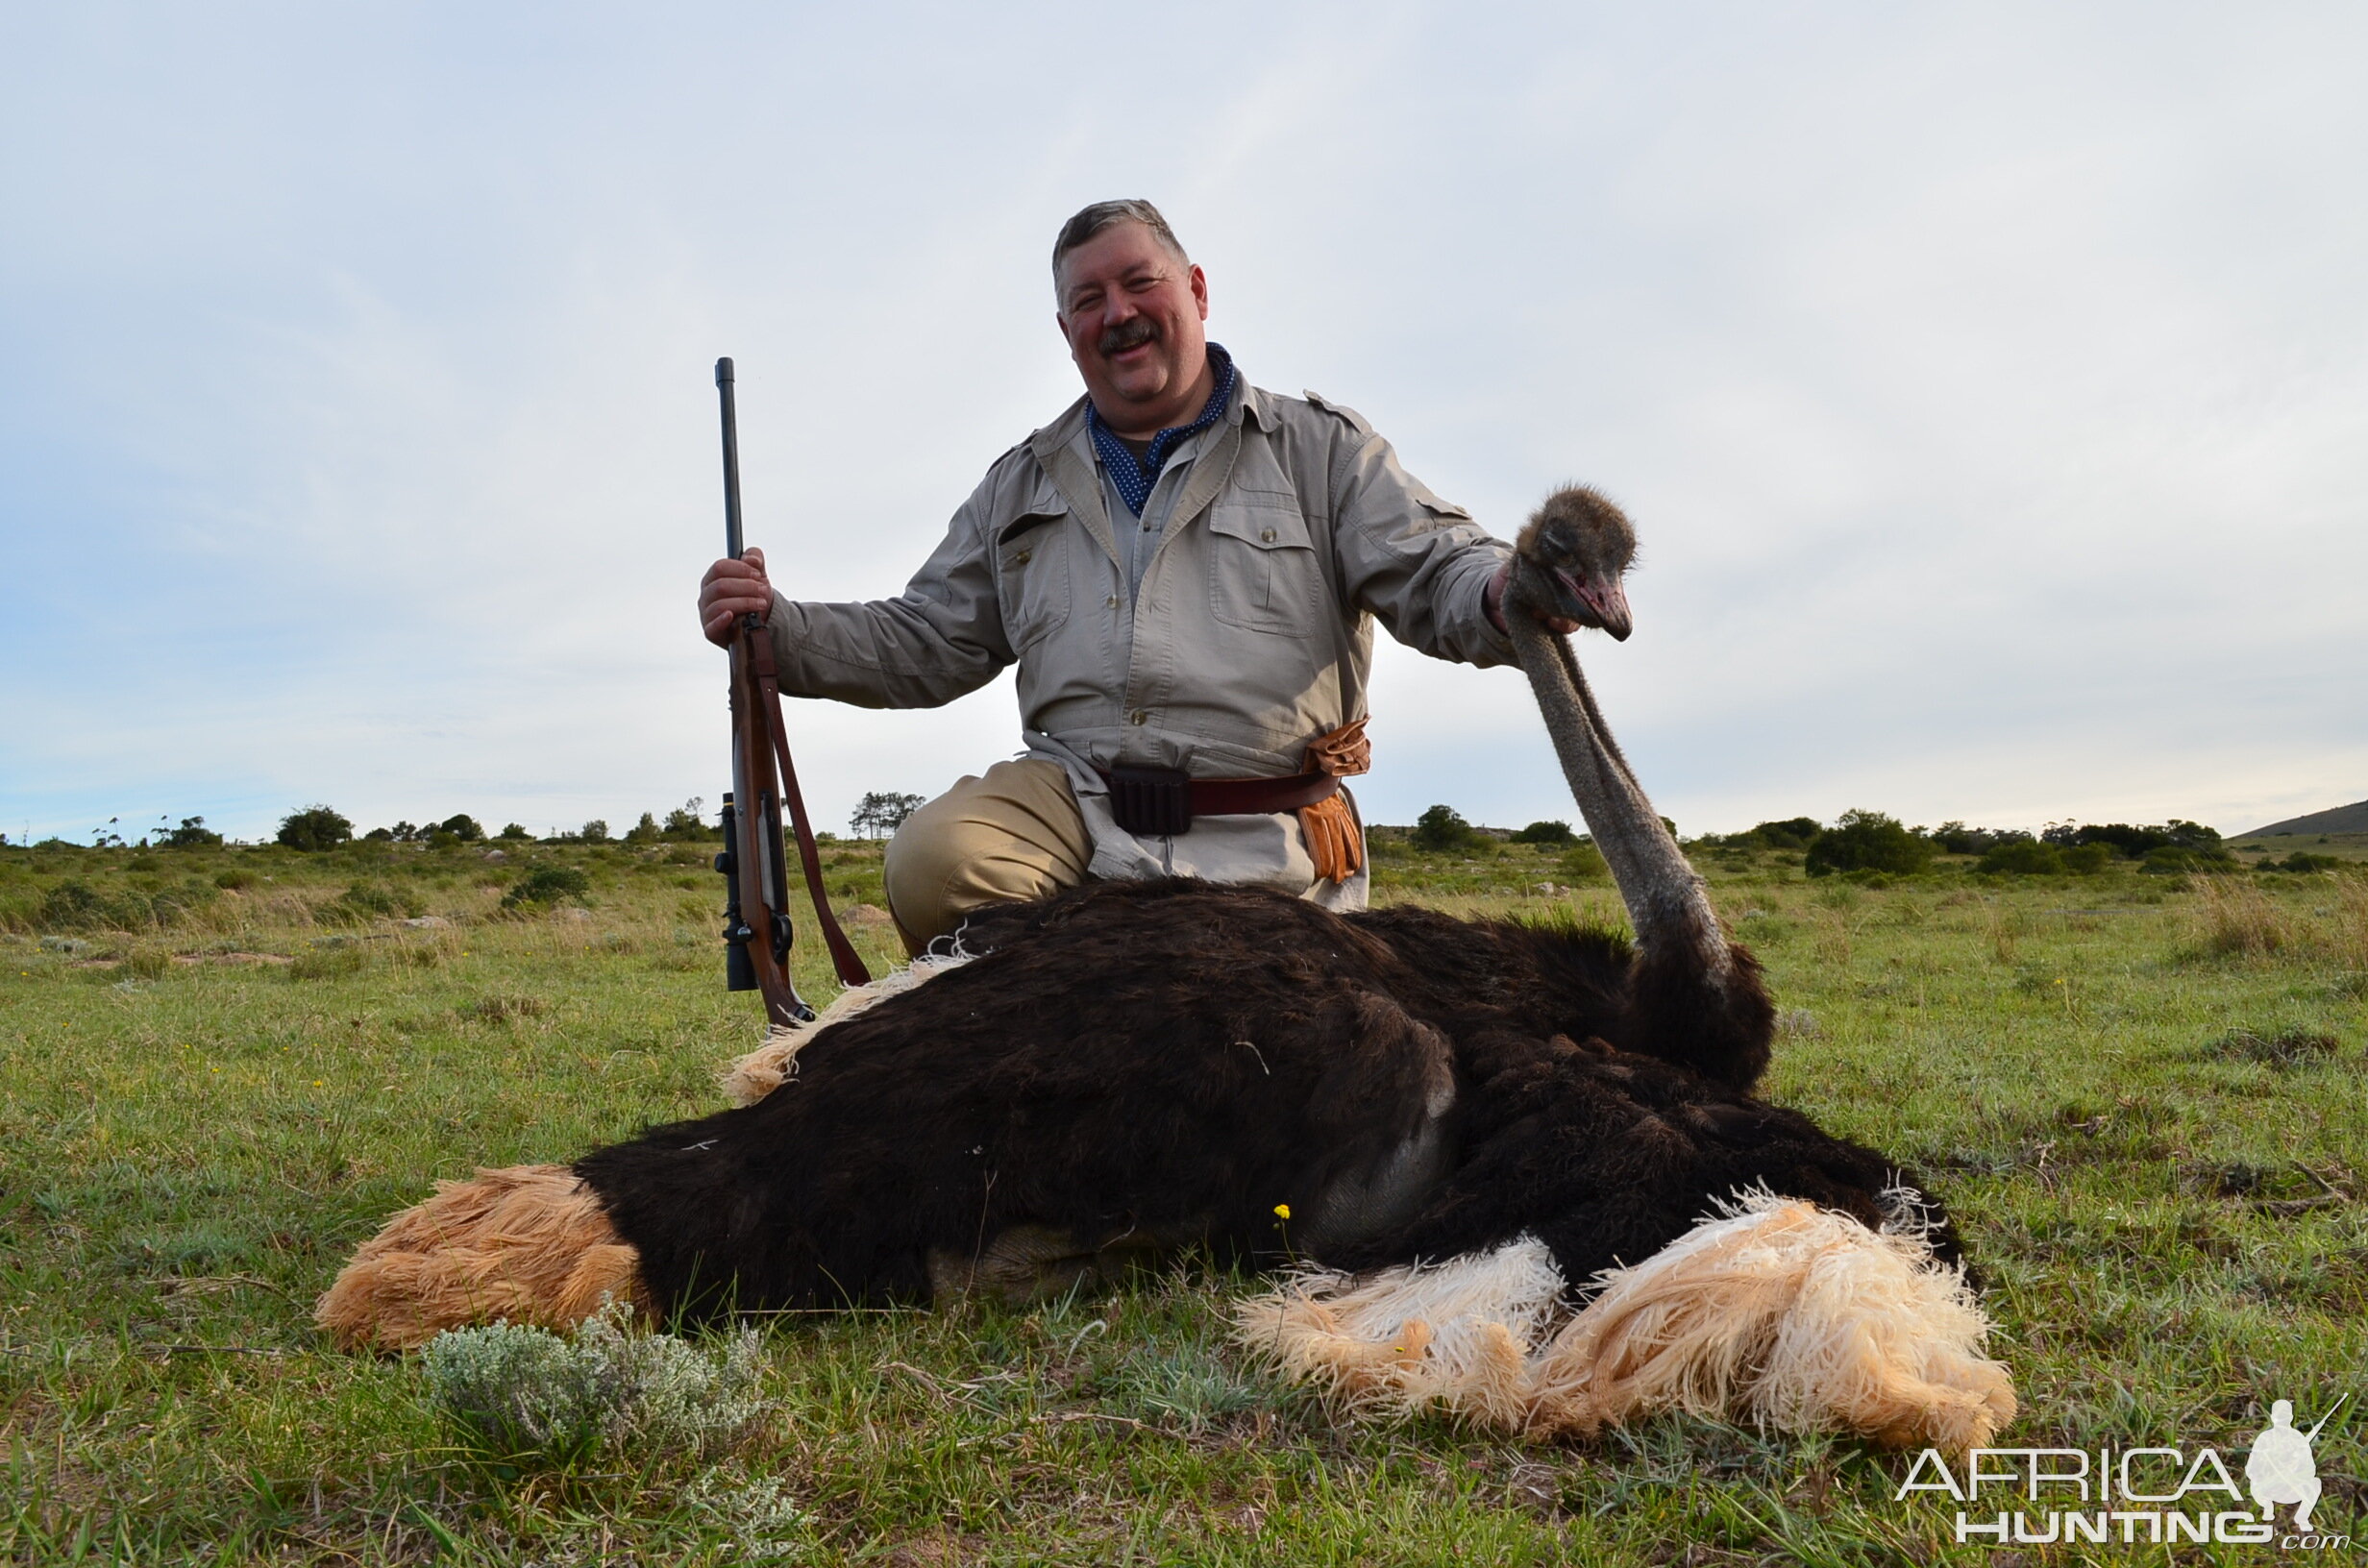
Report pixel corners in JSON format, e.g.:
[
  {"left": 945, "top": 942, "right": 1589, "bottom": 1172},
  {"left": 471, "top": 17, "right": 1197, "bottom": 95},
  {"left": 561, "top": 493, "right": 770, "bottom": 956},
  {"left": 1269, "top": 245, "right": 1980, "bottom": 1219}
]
[{"left": 1054, "top": 221, "right": 1209, "bottom": 430}]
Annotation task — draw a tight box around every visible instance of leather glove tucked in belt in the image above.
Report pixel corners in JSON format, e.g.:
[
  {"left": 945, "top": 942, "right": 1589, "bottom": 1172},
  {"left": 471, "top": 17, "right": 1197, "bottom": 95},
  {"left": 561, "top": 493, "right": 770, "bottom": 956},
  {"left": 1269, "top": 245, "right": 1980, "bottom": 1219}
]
[{"left": 1296, "top": 717, "right": 1369, "bottom": 883}]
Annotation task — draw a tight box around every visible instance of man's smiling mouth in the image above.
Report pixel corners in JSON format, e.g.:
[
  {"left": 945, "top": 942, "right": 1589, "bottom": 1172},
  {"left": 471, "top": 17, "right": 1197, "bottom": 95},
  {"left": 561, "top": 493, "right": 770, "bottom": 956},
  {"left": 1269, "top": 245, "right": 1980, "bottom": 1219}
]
[{"left": 1099, "top": 320, "right": 1159, "bottom": 357}]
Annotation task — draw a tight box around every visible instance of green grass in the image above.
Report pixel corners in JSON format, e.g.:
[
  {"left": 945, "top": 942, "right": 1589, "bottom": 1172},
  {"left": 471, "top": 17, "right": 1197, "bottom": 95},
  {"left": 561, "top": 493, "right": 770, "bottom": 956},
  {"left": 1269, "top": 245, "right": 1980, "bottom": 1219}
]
[{"left": 2, "top": 837, "right": 2363, "bottom": 1562}]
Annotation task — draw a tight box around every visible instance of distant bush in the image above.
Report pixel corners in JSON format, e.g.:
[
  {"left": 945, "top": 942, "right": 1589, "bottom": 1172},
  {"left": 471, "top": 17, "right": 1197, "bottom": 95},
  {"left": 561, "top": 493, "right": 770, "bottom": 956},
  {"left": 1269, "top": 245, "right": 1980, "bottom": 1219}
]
[
  {"left": 1558, "top": 843, "right": 1610, "bottom": 880},
  {"left": 2060, "top": 844, "right": 2111, "bottom": 874},
  {"left": 437, "top": 815, "right": 485, "bottom": 844},
  {"left": 2260, "top": 852, "right": 2343, "bottom": 873},
  {"left": 277, "top": 805, "right": 354, "bottom": 853},
  {"left": 1731, "top": 817, "right": 1823, "bottom": 852},
  {"left": 1980, "top": 840, "right": 2061, "bottom": 875},
  {"left": 2143, "top": 845, "right": 2231, "bottom": 875},
  {"left": 160, "top": 816, "right": 223, "bottom": 849},
  {"left": 1804, "top": 810, "right": 1932, "bottom": 877},
  {"left": 660, "top": 799, "right": 711, "bottom": 842},
  {"left": 1413, "top": 804, "right": 1491, "bottom": 854},
  {"left": 1511, "top": 820, "right": 1576, "bottom": 845},
  {"left": 37, "top": 877, "right": 216, "bottom": 932},
  {"left": 499, "top": 822, "right": 531, "bottom": 841},
  {"left": 852, "top": 792, "right": 926, "bottom": 841},
  {"left": 39, "top": 880, "right": 121, "bottom": 932},
  {"left": 2048, "top": 820, "right": 2227, "bottom": 859},
  {"left": 503, "top": 867, "right": 591, "bottom": 910},
  {"left": 1932, "top": 821, "right": 2029, "bottom": 856},
  {"left": 579, "top": 821, "right": 610, "bottom": 845},
  {"left": 325, "top": 881, "right": 426, "bottom": 924},
  {"left": 624, "top": 813, "right": 662, "bottom": 845}
]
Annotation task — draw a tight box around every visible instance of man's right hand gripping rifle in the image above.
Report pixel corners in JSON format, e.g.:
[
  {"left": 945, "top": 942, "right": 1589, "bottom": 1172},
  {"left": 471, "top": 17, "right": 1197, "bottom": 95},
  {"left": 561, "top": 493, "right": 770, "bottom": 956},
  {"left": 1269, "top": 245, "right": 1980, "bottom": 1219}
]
[{"left": 701, "top": 548, "right": 774, "bottom": 649}]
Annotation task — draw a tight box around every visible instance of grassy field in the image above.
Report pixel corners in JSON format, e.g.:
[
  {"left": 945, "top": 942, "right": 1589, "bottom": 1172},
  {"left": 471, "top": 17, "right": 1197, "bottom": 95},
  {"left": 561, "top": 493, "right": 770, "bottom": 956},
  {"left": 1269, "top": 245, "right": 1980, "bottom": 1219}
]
[{"left": 1, "top": 834, "right": 2362, "bottom": 1564}]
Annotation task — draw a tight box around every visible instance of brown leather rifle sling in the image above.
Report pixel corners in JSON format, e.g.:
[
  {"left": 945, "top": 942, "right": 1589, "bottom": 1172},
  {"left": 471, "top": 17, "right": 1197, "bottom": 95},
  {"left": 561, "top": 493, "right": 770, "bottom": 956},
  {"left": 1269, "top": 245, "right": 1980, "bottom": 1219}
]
[{"left": 714, "top": 357, "right": 872, "bottom": 1031}]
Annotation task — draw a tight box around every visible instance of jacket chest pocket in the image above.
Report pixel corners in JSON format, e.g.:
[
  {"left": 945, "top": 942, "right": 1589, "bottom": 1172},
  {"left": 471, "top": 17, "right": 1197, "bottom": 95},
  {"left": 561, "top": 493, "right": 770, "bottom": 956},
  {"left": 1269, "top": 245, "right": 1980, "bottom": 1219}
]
[
  {"left": 998, "top": 512, "right": 1073, "bottom": 652},
  {"left": 1206, "top": 501, "right": 1319, "bottom": 635}
]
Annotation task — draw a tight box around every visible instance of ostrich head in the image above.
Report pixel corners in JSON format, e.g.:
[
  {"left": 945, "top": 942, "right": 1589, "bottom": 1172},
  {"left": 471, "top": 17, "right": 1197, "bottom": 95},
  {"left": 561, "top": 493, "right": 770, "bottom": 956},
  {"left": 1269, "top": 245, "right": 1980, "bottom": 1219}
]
[{"left": 1513, "top": 486, "right": 1636, "bottom": 641}]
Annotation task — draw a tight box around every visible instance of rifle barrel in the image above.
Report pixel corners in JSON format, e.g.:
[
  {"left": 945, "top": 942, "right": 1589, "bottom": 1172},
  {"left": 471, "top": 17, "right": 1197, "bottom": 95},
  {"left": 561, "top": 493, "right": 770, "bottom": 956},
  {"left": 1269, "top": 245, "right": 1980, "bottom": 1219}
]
[{"left": 715, "top": 356, "right": 744, "bottom": 561}]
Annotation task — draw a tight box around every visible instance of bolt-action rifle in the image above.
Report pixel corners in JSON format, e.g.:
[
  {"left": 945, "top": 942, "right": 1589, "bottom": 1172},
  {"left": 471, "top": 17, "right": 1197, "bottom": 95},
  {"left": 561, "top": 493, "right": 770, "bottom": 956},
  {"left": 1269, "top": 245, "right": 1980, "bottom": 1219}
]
[{"left": 712, "top": 356, "right": 872, "bottom": 1027}]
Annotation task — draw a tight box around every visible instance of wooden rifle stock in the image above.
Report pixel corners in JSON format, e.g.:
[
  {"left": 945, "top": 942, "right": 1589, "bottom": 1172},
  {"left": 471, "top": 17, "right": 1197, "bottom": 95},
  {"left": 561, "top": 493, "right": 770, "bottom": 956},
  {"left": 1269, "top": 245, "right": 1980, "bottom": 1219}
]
[{"left": 715, "top": 357, "right": 871, "bottom": 1029}]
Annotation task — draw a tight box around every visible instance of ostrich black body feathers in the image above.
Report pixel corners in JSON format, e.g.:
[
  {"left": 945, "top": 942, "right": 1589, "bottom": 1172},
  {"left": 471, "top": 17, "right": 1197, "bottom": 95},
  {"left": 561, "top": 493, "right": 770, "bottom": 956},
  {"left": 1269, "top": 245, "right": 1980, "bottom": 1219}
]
[{"left": 576, "top": 878, "right": 1960, "bottom": 1322}]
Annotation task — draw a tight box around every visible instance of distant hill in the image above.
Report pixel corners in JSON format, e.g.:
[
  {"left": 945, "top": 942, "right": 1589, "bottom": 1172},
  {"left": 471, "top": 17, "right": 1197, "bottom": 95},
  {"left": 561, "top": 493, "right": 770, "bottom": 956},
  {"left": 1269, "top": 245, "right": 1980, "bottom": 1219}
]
[{"left": 2240, "top": 798, "right": 2368, "bottom": 837}]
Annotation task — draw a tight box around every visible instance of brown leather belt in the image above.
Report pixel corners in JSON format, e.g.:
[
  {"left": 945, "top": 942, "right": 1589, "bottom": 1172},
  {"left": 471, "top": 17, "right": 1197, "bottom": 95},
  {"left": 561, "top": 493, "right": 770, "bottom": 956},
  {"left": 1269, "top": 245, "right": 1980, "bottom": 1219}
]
[{"left": 1098, "top": 765, "right": 1340, "bottom": 837}]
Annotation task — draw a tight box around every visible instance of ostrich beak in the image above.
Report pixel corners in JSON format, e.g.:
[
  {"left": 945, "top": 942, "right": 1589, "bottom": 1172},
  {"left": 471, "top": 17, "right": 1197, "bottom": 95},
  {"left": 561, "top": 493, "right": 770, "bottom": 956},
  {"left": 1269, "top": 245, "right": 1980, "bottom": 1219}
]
[{"left": 1553, "top": 570, "right": 1634, "bottom": 642}]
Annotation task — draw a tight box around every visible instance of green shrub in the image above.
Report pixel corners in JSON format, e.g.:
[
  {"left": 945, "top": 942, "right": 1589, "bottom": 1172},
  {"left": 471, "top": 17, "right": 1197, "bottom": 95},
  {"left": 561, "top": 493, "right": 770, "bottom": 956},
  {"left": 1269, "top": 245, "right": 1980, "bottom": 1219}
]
[
  {"left": 2261, "top": 852, "right": 2344, "bottom": 873},
  {"left": 276, "top": 805, "right": 354, "bottom": 853},
  {"left": 41, "top": 880, "right": 113, "bottom": 931},
  {"left": 39, "top": 874, "right": 218, "bottom": 929},
  {"left": 437, "top": 814, "right": 485, "bottom": 843},
  {"left": 503, "top": 866, "right": 592, "bottom": 910},
  {"left": 624, "top": 812, "right": 662, "bottom": 845},
  {"left": 498, "top": 822, "right": 531, "bottom": 841},
  {"left": 1732, "top": 817, "right": 1822, "bottom": 852},
  {"left": 2060, "top": 843, "right": 2112, "bottom": 874},
  {"left": 2056, "top": 820, "right": 2225, "bottom": 858},
  {"left": 1557, "top": 843, "right": 1610, "bottom": 880},
  {"left": 1931, "top": 821, "right": 2020, "bottom": 855},
  {"left": 324, "top": 881, "right": 426, "bottom": 924},
  {"left": 213, "top": 868, "right": 256, "bottom": 891},
  {"left": 160, "top": 816, "right": 223, "bottom": 848},
  {"left": 661, "top": 798, "right": 713, "bottom": 842},
  {"left": 1413, "top": 805, "right": 1489, "bottom": 854},
  {"left": 1511, "top": 820, "right": 1576, "bottom": 845},
  {"left": 1804, "top": 811, "right": 1932, "bottom": 877},
  {"left": 420, "top": 1307, "right": 763, "bottom": 1469},
  {"left": 1981, "top": 840, "right": 2062, "bottom": 875}
]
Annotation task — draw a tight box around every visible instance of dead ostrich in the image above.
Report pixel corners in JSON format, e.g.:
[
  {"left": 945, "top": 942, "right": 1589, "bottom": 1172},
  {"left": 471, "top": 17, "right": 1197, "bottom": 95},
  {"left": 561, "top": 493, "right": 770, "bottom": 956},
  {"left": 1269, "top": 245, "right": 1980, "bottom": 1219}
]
[{"left": 322, "top": 488, "right": 2014, "bottom": 1451}]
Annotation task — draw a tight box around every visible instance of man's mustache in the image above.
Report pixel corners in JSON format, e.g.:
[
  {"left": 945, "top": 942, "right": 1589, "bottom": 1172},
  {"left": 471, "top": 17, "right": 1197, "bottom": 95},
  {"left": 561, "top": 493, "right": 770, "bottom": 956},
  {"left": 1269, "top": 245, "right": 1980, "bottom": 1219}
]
[{"left": 1098, "top": 319, "right": 1159, "bottom": 355}]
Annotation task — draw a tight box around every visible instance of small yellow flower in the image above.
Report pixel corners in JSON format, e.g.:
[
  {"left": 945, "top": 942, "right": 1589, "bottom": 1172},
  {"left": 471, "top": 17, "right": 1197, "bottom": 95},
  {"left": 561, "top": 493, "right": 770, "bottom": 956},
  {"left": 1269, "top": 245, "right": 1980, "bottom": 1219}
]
[{"left": 1272, "top": 1203, "right": 1291, "bottom": 1220}]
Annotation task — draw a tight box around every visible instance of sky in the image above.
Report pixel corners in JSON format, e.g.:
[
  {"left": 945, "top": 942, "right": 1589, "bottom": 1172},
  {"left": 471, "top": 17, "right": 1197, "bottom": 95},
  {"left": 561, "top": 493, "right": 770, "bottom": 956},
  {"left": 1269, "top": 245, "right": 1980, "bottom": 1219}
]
[{"left": 4, "top": 2, "right": 2363, "bottom": 846}]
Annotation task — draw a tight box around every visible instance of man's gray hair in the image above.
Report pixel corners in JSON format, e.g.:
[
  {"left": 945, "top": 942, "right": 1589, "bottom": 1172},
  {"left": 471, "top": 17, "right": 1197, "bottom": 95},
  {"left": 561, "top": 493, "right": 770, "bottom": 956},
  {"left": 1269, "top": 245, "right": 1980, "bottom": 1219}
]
[{"left": 1051, "top": 200, "right": 1189, "bottom": 290}]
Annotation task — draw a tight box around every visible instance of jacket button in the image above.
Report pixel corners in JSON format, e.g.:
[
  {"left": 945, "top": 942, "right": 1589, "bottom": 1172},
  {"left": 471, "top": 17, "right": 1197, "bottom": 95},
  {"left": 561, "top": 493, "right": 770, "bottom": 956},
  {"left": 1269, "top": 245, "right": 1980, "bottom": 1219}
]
[
  {"left": 1014, "top": 548, "right": 1032, "bottom": 565},
  {"left": 1260, "top": 527, "right": 1276, "bottom": 543},
  {"left": 1129, "top": 710, "right": 1148, "bottom": 725},
  {"left": 1106, "top": 595, "right": 1121, "bottom": 609}
]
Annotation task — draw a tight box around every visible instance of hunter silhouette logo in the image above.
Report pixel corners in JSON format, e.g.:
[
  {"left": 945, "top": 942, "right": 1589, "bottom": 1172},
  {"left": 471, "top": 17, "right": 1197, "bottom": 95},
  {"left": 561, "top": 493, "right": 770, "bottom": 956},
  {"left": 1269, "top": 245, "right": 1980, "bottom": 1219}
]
[
  {"left": 1895, "top": 1391, "right": 2353, "bottom": 1548},
  {"left": 2248, "top": 1394, "right": 2345, "bottom": 1533}
]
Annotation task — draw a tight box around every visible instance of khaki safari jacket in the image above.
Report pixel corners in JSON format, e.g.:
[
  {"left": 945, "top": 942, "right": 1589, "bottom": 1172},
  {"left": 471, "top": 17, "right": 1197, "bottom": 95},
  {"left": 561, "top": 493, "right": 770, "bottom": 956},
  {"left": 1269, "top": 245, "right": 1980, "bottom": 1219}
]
[{"left": 766, "top": 376, "right": 1517, "bottom": 906}]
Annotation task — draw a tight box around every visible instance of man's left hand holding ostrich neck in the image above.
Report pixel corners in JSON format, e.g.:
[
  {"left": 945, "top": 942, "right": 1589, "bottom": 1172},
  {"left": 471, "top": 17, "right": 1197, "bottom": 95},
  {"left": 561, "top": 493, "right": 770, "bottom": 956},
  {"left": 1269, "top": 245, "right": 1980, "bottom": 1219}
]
[{"left": 694, "top": 200, "right": 1588, "bottom": 956}]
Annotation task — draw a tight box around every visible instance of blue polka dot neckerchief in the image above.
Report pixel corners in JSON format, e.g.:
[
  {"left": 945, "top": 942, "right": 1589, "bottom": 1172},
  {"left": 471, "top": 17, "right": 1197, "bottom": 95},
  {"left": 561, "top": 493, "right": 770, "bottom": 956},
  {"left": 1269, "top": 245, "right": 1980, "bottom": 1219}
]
[{"left": 1085, "top": 343, "right": 1238, "bottom": 518}]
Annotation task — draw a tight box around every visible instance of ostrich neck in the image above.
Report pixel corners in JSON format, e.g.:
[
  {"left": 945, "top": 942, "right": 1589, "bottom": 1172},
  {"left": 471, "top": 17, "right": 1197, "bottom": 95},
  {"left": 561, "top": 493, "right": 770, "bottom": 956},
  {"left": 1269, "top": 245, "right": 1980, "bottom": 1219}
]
[{"left": 1508, "top": 609, "right": 1731, "bottom": 978}]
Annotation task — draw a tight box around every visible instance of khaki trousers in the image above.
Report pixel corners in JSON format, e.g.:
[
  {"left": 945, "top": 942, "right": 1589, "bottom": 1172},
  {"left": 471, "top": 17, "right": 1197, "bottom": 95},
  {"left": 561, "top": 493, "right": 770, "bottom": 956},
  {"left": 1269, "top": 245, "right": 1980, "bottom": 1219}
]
[{"left": 882, "top": 759, "right": 1094, "bottom": 955}]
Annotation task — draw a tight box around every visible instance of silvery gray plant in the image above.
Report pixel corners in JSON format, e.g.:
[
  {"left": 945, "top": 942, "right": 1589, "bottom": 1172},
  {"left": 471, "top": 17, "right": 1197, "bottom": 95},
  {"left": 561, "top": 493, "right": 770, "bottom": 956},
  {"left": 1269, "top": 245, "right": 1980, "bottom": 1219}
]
[{"left": 420, "top": 1302, "right": 765, "bottom": 1466}]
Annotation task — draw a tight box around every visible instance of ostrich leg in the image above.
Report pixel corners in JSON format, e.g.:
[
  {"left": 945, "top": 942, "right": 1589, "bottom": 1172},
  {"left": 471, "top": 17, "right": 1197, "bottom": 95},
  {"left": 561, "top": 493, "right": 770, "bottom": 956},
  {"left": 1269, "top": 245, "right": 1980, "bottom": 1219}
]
[{"left": 1506, "top": 544, "right": 1772, "bottom": 1090}]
